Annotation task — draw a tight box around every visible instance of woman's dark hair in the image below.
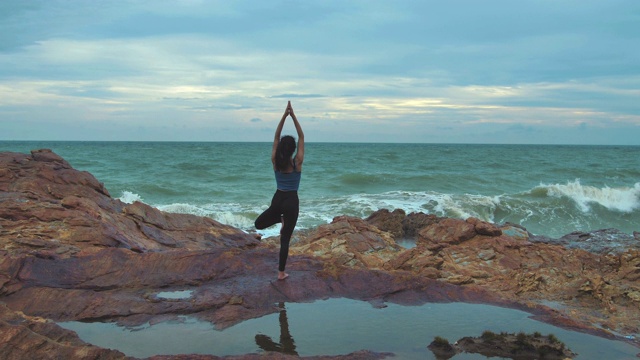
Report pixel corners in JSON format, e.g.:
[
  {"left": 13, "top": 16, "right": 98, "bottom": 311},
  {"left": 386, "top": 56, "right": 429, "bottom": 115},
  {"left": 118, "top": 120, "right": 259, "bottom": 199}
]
[{"left": 275, "top": 135, "right": 296, "bottom": 171}]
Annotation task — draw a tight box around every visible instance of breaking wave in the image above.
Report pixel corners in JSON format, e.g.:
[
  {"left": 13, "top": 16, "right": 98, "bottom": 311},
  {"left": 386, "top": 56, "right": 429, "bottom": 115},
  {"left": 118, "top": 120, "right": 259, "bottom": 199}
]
[
  {"left": 533, "top": 179, "right": 640, "bottom": 213},
  {"left": 117, "top": 181, "right": 639, "bottom": 239},
  {"left": 118, "top": 191, "right": 143, "bottom": 204}
]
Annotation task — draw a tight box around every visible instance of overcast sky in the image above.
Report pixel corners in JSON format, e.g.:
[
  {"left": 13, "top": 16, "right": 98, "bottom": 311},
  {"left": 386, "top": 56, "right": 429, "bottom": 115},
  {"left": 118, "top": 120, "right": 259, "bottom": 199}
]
[{"left": 1, "top": 0, "right": 639, "bottom": 144}]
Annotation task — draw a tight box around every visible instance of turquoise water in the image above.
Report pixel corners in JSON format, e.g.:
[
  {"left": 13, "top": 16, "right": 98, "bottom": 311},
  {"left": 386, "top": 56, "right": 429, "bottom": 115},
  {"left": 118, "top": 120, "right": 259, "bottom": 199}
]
[
  {"left": 58, "top": 298, "right": 639, "bottom": 359},
  {"left": 2, "top": 141, "right": 639, "bottom": 238}
]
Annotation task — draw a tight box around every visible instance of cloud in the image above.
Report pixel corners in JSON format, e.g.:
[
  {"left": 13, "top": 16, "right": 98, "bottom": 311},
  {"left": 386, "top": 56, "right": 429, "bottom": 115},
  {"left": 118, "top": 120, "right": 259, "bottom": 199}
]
[
  {"left": 0, "top": 0, "right": 639, "bottom": 144},
  {"left": 271, "top": 94, "right": 326, "bottom": 99},
  {"left": 507, "top": 124, "right": 537, "bottom": 133}
]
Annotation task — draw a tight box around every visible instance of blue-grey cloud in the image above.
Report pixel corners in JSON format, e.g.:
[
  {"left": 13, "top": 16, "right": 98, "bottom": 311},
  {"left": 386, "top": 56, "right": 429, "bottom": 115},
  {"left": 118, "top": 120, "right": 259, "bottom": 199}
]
[
  {"left": 271, "top": 94, "right": 326, "bottom": 99},
  {"left": 0, "top": 0, "right": 638, "bottom": 144}
]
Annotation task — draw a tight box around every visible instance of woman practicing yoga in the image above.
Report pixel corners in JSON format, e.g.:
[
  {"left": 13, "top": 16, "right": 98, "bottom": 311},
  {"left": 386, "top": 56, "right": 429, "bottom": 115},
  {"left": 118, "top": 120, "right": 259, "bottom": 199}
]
[{"left": 255, "top": 101, "right": 304, "bottom": 280}]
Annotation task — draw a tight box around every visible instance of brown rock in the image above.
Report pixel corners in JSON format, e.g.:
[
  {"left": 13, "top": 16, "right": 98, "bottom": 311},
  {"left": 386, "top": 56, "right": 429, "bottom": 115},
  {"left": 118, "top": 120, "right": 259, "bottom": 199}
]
[
  {"left": 445, "top": 274, "right": 474, "bottom": 285},
  {"left": 292, "top": 216, "right": 402, "bottom": 269},
  {"left": 365, "top": 208, "right": 406, "bottom": 238},
  {"left": 386, "top": 246, "right": 443, "bottom": 277},
  {"left": 0, "top": 150, "right": 259, "bottom": 257},
  {"left": 499, "top": 223, "right": 530, "bottom": 241},
  {"left": 434, "top": 331, "right": 578, "bottom": 359},
  {"left": 0, "top": 303, "right": 128, "bottom": 359},
  {"left": 418, "top": 218, "right": 476, "bottom": 246},
  {"left": 30, "top": 149, "right": 70, "bottom": 165},
  {"left": 402, "top": 212, "right": 440, "bottom": 237},
  {"left": 467, "top": 217, "right": 502, "bottom": 236},
  {"left": 228, "top": 295, "right": 243, "bottom": 305}
]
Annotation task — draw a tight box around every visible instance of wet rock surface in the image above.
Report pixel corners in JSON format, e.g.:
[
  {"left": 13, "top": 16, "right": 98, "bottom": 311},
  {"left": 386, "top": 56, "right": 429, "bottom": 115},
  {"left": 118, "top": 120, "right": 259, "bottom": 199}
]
[
  {"left": 0, "top": 302, "right": 129, "bottom": 359},
  {"left": 1, "top": 150, "right": 639, "bottom": 359},
  {"left": 532, "top": 228, "right": 640, "bottom": 255},
  {"left": 428, "top": 331, "right": 577, "bottom": 359}
]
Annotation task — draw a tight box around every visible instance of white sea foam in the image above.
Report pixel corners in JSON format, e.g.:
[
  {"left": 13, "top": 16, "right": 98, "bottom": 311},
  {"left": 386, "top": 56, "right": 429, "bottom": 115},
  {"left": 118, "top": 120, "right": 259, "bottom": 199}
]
[
  {"left": 119, "top": 191, "right": 143, "bottom": 204},
  {"left": 210, "top": 211, "right": 256, "bottom": 230},
  {"left": 157, "top": 203, "right": 210, "bottom": 217},
  {"left": 131, "top": 181, "right": 638, "bottom": 241},
  {"left": 304, "top": 191, "right": 500, "bottom": 226},
  {"left": 155, "top": 202, "right": 273, "bottom": 235},
  {"left": 427, "top": 193, "right": 495, "bottom": 220},
  {"left": 541, "top": 180, "right": 640, "bottom": 213},
  {"left": 156, "top": 203, "right": 257, "bottom": 229}
]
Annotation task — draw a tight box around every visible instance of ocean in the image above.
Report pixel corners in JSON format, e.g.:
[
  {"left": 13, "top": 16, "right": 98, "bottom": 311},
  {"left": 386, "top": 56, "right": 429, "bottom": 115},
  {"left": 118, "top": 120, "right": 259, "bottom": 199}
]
[{"left": 2, "top": 141, "right": 639, "bottom": 240}]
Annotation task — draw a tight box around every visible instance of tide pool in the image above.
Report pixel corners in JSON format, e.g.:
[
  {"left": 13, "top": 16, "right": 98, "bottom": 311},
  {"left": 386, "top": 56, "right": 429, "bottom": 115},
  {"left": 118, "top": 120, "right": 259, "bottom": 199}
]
[{"left": 58, "top": 298, "right": 638, "bottom": 359}]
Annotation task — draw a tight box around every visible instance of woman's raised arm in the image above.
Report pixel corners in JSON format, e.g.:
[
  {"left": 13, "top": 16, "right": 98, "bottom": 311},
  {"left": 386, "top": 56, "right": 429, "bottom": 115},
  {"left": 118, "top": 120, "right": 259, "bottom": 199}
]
[
  {"left": 271, "top": 103, "right": 290, "bottom": 166},
  {"left": 289, "top": 103, "right": 304, "bottom": 170}
]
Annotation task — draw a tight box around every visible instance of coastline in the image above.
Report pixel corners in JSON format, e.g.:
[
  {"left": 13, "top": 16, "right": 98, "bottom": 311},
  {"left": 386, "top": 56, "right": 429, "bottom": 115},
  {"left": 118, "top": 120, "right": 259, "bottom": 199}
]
[
  {"left": 2, "top": 141, "right": 639, "bottom": 240},
  {"left": 1, "top": 149, "right": 639, "bottom": 359}
]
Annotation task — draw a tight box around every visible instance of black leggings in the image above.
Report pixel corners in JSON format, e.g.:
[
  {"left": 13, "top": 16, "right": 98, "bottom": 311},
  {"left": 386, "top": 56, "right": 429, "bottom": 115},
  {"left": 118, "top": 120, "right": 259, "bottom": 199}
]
[{"left": 255, "top": 190, "right": 299, "bottom": 271}]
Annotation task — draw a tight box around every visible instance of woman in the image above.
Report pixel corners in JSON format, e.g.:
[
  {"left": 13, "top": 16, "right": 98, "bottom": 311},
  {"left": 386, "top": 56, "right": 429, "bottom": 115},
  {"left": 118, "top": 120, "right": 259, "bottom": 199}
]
[{"left": 255, "top": 101, "right": 304, "bottom": 280}]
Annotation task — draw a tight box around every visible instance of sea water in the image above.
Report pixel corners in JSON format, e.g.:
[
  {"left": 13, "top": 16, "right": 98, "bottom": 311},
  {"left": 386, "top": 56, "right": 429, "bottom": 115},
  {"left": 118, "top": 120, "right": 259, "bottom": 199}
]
[
  {"left": 58, "top": 298, "right": 639, "bottom": 359},
  {"left": 2, "top": 141, "right": 639, "bottom": 240}
]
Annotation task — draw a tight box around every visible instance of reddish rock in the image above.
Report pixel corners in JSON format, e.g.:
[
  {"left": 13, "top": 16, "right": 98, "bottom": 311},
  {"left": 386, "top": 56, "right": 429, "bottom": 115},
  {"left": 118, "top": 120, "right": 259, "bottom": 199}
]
[
  {"left": 365, "top": 208, "right": 406, "bottom": 238},
  {"left": 418, "top": 218, "right": 476, "bottom": 247},
  {"left": 0, "top": 149, "right": 259, "bottom": 258},
  {"left": 292, "top": 216, "right": 403, "bottom": 269},
  {"left": 402, "top": 212, "right": 440, "bottom": 237},
  {"left": 466, "top": 217, "right": 502, "bottom": 236},
  {"left": 431, "top": 331, "right": 578, "bottom": 359},
  {"left": 0, "top": 302, "right": 129, "bottom": 359},
  {"left": 386, "top": 245, "right": 442, "bottom": 275},
  {"left": 499, "top": 223, "right": 530, "bottom": 241},
  {"left": 366, "top": 209, "right": 443, "bottom": 241}
]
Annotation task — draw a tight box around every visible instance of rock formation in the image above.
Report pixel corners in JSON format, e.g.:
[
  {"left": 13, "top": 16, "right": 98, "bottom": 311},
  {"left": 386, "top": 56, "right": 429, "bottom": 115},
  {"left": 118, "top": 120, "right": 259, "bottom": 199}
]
[
  {"left": 1, "top": 149, "right": 639, "bottom": 359},
  {"left": 427, "top": 331, "right": 577, "bottom": 359}
]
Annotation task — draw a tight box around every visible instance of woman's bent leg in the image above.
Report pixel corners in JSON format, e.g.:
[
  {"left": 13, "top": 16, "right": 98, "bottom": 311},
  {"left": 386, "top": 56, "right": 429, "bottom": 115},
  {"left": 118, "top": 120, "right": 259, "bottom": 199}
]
[
  {"left": 255, "top": 207, "right": 280, "bottom": 230},
  {"left": 255, "top": 192, "right": 283, "bottom": 230}
]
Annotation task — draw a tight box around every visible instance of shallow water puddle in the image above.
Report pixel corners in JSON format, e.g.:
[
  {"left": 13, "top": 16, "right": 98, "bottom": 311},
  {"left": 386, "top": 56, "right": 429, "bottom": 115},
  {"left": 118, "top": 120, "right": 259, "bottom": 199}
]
[
  {"left": 58, "top": 298, "right": 637, "bottom": 359},
  {"left": 155, "top": 290, "right": 194, "bottom": 300}
]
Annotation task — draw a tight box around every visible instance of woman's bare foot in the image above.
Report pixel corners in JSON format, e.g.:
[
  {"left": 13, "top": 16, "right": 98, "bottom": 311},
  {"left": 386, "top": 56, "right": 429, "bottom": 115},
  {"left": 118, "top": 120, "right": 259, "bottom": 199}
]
[{"left": 278, "top": 271, "right": 289, "bottom": 280}]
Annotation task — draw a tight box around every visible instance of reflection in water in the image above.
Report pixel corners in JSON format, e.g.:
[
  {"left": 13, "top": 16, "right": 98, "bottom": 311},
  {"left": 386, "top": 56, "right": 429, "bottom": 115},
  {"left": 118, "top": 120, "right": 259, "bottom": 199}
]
[
  {"left": 255, "top": 303, "right": 298, "bottom": 355},
  {"left": 57, "top": 299, "right": 640, "bottom": 359}
]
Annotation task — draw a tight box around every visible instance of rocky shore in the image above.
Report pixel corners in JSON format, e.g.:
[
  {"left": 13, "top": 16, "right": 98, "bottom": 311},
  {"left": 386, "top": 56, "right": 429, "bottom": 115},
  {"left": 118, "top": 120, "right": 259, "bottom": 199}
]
[{"left": 1, "top": 149, "right": 639, "bottom": 359}]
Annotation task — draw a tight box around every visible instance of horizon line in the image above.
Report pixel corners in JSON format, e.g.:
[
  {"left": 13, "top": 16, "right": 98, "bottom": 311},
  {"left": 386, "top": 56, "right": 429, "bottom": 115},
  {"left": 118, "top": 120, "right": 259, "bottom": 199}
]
[{"left": 1, "top": 140, "right": 639, "bottom": 147}]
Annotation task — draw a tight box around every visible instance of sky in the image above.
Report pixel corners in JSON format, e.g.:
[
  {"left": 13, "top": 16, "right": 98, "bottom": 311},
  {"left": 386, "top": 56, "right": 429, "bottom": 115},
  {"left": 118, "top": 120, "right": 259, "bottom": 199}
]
[{"left": 1, "top": 0, "right": 639, "bottom": 144}]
